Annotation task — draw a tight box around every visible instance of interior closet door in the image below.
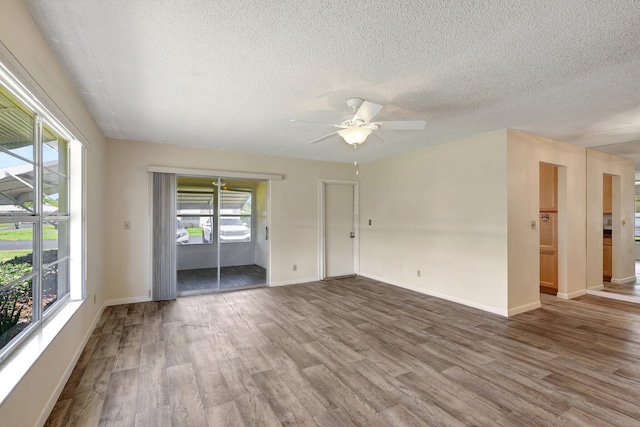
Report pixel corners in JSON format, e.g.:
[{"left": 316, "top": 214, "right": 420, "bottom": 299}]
[{"left": 324, "top": 182, "right": 357, "bottom": 278}]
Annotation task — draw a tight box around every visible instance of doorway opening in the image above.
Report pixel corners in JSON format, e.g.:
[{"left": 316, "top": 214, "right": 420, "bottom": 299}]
[
  {"left": 603, "top": 174, "right": 613, "bottom": 282},
  {"left": 175, "top": 176, "right": 268, "bottom": 295},
  {"left": 539, "top": 163, "right": 559, "bottom": 295}
]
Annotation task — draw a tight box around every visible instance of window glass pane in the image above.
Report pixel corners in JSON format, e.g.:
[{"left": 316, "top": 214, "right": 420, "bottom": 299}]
[
  {"left": 0, "top": 222, "right": 34, "bottom": 278},
  {"left": 43, "top": 220, "right": 68, "bottom": 265},
  {"left": 220, "top": 190, "right": 251, "bottom": 243},
  {"left": 0, "top": 86, "right": 34, "bottom": 162},
  {"left": 0, "top": 279, "right": 33, "bottom": 351},
  {"left": 42, "top": 124, "right": 68, "bottom": 176},
  {"left": 176, "top": 216, "right": 215, "bottom": 245},
  {"left": 42, "top": 258, "right": 68, "bottom": 315},
  {"left": 0, "top": 151, "right": 35, "bottom": 214},
  {"left": 219, "top": 216, "right": 251, "bottom": 243},
  {"left": 177, "top": 186, "right": 214, "bottom": 245},
  {"left": 42, "top": 170, "right": 68, "bottom": 215}
]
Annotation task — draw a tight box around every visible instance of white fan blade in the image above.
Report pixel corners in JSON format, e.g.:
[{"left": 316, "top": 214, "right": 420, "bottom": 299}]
[
  {"left": 354, "top": 101, "right": 384, "bottom": 122},
  {"left": 307, "top": 131, "right": 339, "bottom": 144},
  {"left": 372, "top": 132, "right": 385, "bottom": 143},
  {"left": 373, "top": 120, "right": 426, "bottom": 130},
  {"left": 290, "top": 119, "right": 334, "bottom": 125}
]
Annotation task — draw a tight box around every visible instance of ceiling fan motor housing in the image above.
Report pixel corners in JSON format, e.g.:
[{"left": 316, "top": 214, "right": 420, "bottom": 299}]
[{"left": 345, "top": 97, "right": 364, "bottom": 111}]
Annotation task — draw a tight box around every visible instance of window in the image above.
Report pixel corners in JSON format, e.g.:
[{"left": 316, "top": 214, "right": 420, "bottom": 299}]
[
  {"left": 0, "top": 69, "right": 82, "bottom": 362},
  {"left": 176, "top": 185, "right": 214, "bottom": 245},
  {"left": 220, "top": 189, "right": 251, "bottom": 243},
  {"left": 175, "top": 181, "right": 252, "bottom": 245}
]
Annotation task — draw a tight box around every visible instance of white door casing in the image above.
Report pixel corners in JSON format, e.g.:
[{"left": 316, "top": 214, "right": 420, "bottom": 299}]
[{"left": 320, "top": 180, "right": 359, "bottom": 278}]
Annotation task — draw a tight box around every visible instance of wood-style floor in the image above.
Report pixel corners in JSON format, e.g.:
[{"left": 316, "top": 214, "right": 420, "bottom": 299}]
[{"left": 46, "top": 276, "right": 640, "bottom": 426}]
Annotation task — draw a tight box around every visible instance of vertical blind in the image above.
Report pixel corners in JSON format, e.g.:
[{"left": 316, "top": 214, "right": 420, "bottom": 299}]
[{"left": 152, "top": 172, "right": 176, "bottom": 300}]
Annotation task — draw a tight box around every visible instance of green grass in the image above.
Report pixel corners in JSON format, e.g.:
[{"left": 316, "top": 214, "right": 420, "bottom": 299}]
[
  {"left": 0, "top": 250, "right": 31, "bottom": 262},
  {"left": 0, "top": 225, "right": 58, "bottom": 241},
  {"left": 186, "top": 227, "right": 203, "bottom": 237}
]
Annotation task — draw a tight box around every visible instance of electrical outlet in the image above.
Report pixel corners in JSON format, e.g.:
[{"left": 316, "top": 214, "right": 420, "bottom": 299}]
[
  {"left": 417, "top": 269, "right": 421, "bottom": 277},
  {"left": 124, "top": 221, "right": 131, "bottom": 230},
  {"left": 368, "top": 219, "right": 372, "bottom": 226},
  {"left": 531, "top": 220, "right": 536, "bottom": 230},
  {"left": 293, "top": 264, "right": 297, "bottom": 271}
]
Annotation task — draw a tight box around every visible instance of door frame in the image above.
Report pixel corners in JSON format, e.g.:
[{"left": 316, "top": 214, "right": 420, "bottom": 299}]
[
  {"left": 537, "top": 162, "right": 569, "bottom": 299},
  {"left": 148, "top": 166, "right": 282, "bottom": 296},
  {"left": 318, "top": 179, "right": 359, "bottom": 279}
]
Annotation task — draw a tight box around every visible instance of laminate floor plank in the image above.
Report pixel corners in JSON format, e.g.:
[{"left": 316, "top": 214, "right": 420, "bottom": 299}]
[
  {"left": 63, "top": 390, "right": 107, "bottom": 427},
  {"left": 441, "top": 365, "right": 564, "bottom": 425},
  {"left": 395, "top": 369, "right": 519, "bottom": 426},
  {"left": 236, "top": 346, "right": 273, "bottom": 375},
  {"left": 98, "top": 368, "right": 139, "bottom": 426},
  {"left": 134, "top": 406, "right": 172, "bottom": 427},
  {"left": 137, "top": 342, "right": 169, "bottom": 411},
  {"left": 352, "top": 359, "right": 465, "bottom": 427},
  {"left": 43, "top": 398, "right": 72, "bottom": 427},
  {"left": 303, "top": 340, "right": 397, "bottom": 412},
  {"left": 166, "top": 363, "right": 208, "bottom": 427},
  {"left": 302, "top": 364, "right": 388, "bottom": 427},
  {"left": 46, "top": 276, "right": 640, "bottom": 426},
  {"left": 219, "top": 357, "right": 282, "bottom": 427},
  {"left": 205, "top": 401, "right": 246, "bottom": 427},
  {"left": 252, "top": 369, "right": 317, "bottom": 426}
]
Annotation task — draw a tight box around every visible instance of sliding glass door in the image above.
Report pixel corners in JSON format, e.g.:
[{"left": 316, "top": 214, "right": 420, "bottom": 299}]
[{"left": 176, "top": 176, "right": 267, "bottom": 296}]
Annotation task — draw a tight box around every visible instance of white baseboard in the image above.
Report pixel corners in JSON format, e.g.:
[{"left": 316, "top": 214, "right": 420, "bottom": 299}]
[
  {"left": 37, "top": 303, "right": 106, "bottom": 427},
  {"left": 508, "top": 301, "right": 542, "bottom": 316},
  {"left": 588, "top": 284, "right": 605, "bottom": 291},
  {"left": 359, "top": 273, "right": 509, "bottom": 317},
  {"left": 270, "top": 277, "right": 319, "bottom": 287},
  {"left": 556, "top": 289, "right": 587, "bottom": 300},
  {"left": 104, "top": 296, "right": 152, "bottom": 306},
  {"left": 611, "top": 276, "right": 637, "bottom": 285}
]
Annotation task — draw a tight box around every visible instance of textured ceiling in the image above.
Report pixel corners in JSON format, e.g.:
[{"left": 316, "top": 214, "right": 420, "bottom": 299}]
[{"left": 23, "top": 0, "right": 640, "bottom": 164}]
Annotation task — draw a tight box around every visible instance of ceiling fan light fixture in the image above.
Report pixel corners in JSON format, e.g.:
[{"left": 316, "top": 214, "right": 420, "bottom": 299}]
[{"left": 338, "top": 127, "right": 372, "bottom": 145}]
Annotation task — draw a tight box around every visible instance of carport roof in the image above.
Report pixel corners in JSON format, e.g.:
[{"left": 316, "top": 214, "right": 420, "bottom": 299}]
[{"left": 177, "top": 186, "right": 250, "bottom": 214}]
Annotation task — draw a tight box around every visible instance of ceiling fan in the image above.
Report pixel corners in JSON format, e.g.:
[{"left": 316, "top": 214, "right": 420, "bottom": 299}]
[{"left": 294, "top": 97, "right": 426, "bottom": 146}]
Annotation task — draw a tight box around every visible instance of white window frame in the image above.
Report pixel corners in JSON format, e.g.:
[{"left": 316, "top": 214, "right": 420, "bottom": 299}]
[{"left": 0, "top": 62, "right": 85, "bottom": 364}]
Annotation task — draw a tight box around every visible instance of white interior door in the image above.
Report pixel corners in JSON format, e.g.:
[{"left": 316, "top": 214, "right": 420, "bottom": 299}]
[{"left": 324, "top": 183, "right": 356, "bottom": 278}]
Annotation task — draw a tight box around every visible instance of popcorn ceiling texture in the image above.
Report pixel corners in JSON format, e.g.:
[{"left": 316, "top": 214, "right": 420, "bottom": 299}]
[{"left": 23, "top": 0, "right": 640, "bottom": 163}]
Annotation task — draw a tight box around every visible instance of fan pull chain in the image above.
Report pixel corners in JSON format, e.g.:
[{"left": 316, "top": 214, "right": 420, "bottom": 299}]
[{"left": 353, "top": 144, "right": 360, "bottom": 176}]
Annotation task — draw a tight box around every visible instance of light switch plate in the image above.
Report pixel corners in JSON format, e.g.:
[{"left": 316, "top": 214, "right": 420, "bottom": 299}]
[{"left": 531, "top": 220, "right": 536, "bottom": 230}]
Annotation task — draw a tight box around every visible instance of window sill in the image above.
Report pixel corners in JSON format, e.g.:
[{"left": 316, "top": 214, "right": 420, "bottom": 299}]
[{"left": 0, "top": 298, "right": 85, "bottom": 405}]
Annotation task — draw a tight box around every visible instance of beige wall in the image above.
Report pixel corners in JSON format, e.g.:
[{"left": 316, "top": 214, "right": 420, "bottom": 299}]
[
  {"left": 359, "top": 130, "right": 510, "bottom": 315},
  {"left": 0, "top": 1, "right": 108, "bottom": 425},
  {"left": 506, "top": 130, "right": 588, "bottom": 313},
  {"left": 105, "top": 139, "right": 355, "bottom": 301},
  {"left": 586, "top": 149, "right": 636, "bottom": 288}
]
